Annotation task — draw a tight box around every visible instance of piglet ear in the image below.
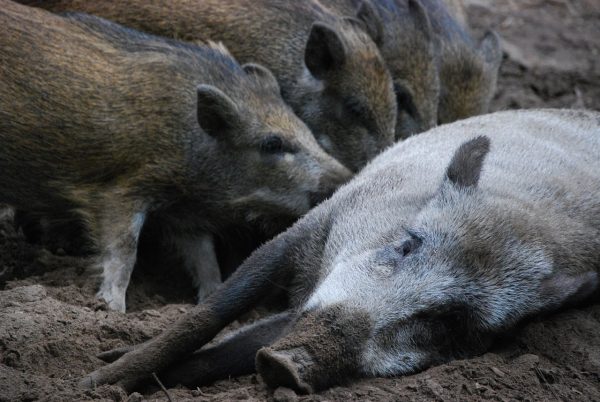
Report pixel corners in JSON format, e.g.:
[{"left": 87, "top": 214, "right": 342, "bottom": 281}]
[
  {"left": 305, "top": 22, "right": 347, "bottom": 79},
  {"left": 446, "top": 136, "right": 491, "bottom": 188},
  {"left": 408, "top": 0, "right": 433, "bottom": 42},
  {"left": 242, "top": 63, "right": 281, "bottom": 94},
  {"left": 540, "top": 271, "right": 598, "bottom": 308},
  {"left": 196, "top": 84, "right": 240, "bottom": 138},
  {"left": 479, "top": 30, "right": 503, "bottom": 69},
  {"left": 356, "top": 0, "right": 384, "bottom": 46}
]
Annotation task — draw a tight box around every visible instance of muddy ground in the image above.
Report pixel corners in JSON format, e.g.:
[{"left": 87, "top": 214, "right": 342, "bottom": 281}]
[{"left": 1, "top": 0, "right": 600, "bottom": 401}]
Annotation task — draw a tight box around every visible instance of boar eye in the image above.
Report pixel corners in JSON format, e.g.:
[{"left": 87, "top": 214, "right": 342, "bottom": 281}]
[
  {"left": 260, "top": 135, "right": 284, "bottom": 154},
  {"left": 398, "top": 233, "right": 422, "bottom": 257},
  {"left": 394, "top": 84, "right": 418, "bottom": 118}
]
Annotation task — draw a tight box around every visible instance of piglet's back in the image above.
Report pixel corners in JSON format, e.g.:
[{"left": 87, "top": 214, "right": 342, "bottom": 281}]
[{"left": 0, "top": 1, "right": 239, "bottom": 203}]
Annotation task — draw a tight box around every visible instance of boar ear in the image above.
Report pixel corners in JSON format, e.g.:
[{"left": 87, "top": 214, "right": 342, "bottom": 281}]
[
  {"left": 446, "top": 136, "right": 490, "bottom": 188},
  {"left": 479, "top": 30, "right": 503, "bottom": 69},
  {"left": 408, "top": 0, "right": 432, "bottom": 41},
  {"left": 540, "top": 271, "right": 598, "bottom": 309},
  {"left": 242, "top": 63, "right": 281, "bottom": 94},
  {"left": 356, "top": 0, "right": 384, "bottom": 45},
  {"left": 305, "top": 22, "right": 347, "bottom": 79},
  {"left": 196, "top": 84, "right": 240, "bottom": 138}
]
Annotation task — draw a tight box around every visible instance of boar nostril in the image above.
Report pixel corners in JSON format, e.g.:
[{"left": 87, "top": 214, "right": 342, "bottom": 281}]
[{"left": 256, "top": 347, "right": 314, "bottom": 394}]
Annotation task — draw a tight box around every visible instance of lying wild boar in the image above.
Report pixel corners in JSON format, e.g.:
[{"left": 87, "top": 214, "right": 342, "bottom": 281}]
[
  {"left": 322, "top": 0, "right": 502, "bottom": 134},
  {"left": 82, "top": 109, "right": 600, "bottom": 392},
  {"left": 21, "top": 0, "right": 397, "bottom": 172},
  {"left": 0, "top": 1, "right": 350, "bottom": 312}
]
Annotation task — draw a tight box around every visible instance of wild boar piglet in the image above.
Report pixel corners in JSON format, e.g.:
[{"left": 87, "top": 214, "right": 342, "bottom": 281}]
[
  {"left": 24, "top": 0, "right": 398, "bottom": 171},
  {"left": 0, "top": 0, "right": 350, "bottom": 312}
]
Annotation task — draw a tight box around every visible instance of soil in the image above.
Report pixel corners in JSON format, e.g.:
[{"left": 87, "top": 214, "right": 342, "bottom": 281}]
[{"left": 1, "top": 0, "right": 600, "bottom": 401}]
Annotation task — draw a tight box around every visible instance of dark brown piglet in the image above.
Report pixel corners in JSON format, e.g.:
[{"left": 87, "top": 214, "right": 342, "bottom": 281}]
[{"left": 0, "top": 1, "right": 350, "bottom": 312}]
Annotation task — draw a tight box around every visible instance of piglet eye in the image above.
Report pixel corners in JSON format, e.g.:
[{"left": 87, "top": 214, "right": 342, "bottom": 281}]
[
  {"left": 260, "top": 135, "right": 283, "bottom": 154},
  {"left": 394, "top": 83, "right": 417, "bottom": 118}
]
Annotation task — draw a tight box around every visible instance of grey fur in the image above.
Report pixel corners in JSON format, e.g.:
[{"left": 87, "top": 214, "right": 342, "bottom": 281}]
[{"left": 81, "top": 109, "right": 600, "bottom": 391}]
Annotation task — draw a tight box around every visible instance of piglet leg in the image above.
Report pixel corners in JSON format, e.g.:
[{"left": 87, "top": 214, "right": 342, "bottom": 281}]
[{"left": 92, "top": 196, "right": 146, "bottom": 312}]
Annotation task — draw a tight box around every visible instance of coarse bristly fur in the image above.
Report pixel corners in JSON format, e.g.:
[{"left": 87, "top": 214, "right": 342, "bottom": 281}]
[
  {"left": 322, "top": 0, "right": 440, "bottom": 140},
  {"left": 419, "top": 0, "right": 503, "bottom": 124},
  {"left": 82, "top": 109, "right": 600, "bottom": 393},
  {"left": 0, "top": 0, "right": 351, "bottom": 312},
  {"left": 22, "top": 0, "right": 398, "bottom": 172},
  {"left": 322, "top": 0, "right": 502, "bottom": 136}
]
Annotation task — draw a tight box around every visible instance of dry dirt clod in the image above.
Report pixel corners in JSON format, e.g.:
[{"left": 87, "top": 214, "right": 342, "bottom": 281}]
[
  {"left": 126, "top": 392, "right": 144, "bottom": 402},
  {"left": 513, "top": 353, "right": 540, "bottom": 368}
]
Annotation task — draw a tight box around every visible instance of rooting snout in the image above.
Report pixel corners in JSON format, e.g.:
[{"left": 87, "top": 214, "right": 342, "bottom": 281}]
[
  {"left": 306, "top": 153, "right": 352, "bottom": 207},
  {"left": 311, "top": 160, "right": 352, "bottom": 206},
  {"left": 256, "top": 306, "right": 371, "bottom": 394}
]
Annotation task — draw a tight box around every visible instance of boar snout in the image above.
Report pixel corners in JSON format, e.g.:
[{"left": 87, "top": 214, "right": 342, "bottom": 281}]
[{"left": 256, "top": 306, "right": 371, "bottom": 394}]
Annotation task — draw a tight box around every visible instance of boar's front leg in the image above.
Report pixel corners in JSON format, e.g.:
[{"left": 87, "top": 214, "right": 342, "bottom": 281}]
[
  {"left": 173, "top": 232, "right": 222, "bottom": 302},
  {"left": 79, "top": 213, "right": 316, "bottom": 392},
  {"left": 161, "top": 312, "right": 293, "bottom": 387},
  {"left": 91, "top": 196, "right": 146, "bottom": 313}
]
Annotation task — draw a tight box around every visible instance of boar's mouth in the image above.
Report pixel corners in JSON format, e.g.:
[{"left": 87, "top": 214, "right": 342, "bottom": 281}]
[{"left": 256, "top": 306, "right": 371, "bottom": 394}]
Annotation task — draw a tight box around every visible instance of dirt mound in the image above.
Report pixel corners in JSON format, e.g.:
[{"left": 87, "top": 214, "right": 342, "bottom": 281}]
[{"left": 1, "top": 0, "right": 599, "bottom": 400}]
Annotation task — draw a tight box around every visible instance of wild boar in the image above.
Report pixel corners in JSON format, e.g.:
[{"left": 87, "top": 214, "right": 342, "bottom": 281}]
[
  {"left": 322, "top": 0, "right": 502, "bottom": 133},
  {"left": 23, "top": 0, "right": 398, "bottom": 172},
  {"left": 82, "top": 109, "right": 600, "bottom": 392},
  {"left": 322, "top": 0, "right": 440, "bottom": 139},
  {"left": 0, "top": 1, "right": 350, "bottom": 312},
  {"left": 420, "top": 0, "right": 503, "bottom": 124}
]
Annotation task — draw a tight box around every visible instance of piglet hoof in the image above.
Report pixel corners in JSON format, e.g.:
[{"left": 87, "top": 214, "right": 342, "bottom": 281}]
[{"left": 97, "top": 345, "right": 135, "bottom": 363}]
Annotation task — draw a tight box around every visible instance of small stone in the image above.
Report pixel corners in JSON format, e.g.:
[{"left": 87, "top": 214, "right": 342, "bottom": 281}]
[
  {"left": 232, "top": 388, "right": 250, "bottom": 400},
  {"left": 405, "top": 381, "right": 418, "bottom": 391},
  {"left": 273, "top": 387, "right": 298, "bottom": 402},
  {"left": 425, "top": 379, "right": 444, "bottom": 397},
  {"left": 178, "top": 307, "right": 187, "bottom": 313},
  {"left": 490, "top": 366, "right": 505, "bottom": 377},
  {"left": 144, "top": 309, "right": 161, "bottom": 317},
  {"left": 126, "top": 392, "right": 143, "bottom": 402}
]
